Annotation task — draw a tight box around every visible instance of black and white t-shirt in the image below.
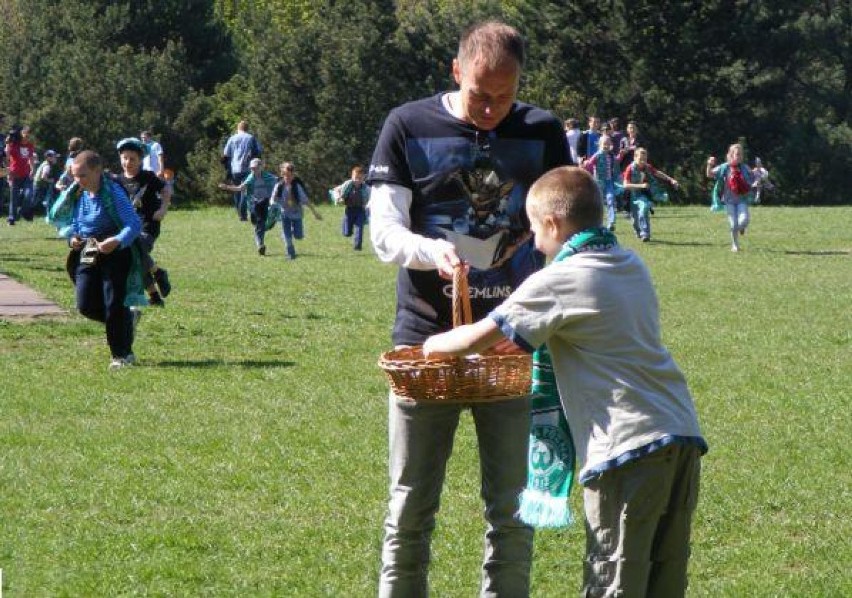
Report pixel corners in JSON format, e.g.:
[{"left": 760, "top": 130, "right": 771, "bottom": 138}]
[
  {"left": 368, "top": 93, "right": 570, "bottom": 345},
  {"left": 115, "top": 170, "right": 165, "bottom": 238}
]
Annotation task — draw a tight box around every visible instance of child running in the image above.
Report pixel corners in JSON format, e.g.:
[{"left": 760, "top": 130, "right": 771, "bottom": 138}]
[
  {"left": 581, "top": 134, "right": 619, "bottom": 231},
  {"left": 706, "top": 143, "right": 753, "bottom": 252},
  {"left": 115, "top": 137, "right": 172, "bottom": 306},
  {"left": 269, "top": 162, "right": 321, "bottom": 259},
  {"left": 423, "top": 166, "right": 707, "bottom": 598},
  {"left": 622, "top": 147, "right": 678, "bottom": 242}
]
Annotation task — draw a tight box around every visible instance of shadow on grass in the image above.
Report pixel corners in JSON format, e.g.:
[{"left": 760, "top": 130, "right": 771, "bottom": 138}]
[
  {"left": 647, "top": 239, "right": 715, "bottom": 247},
  {"left": 783, "top": 250, "right": 850, "bottom": 256},
  {"left": 152, "top": 359, "right": 297, "bottom": 368}
]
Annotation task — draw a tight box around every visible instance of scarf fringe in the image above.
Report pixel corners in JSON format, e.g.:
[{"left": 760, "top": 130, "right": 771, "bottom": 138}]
[{"left": 518, "top": 489, "right": 573, "bottom": 528}]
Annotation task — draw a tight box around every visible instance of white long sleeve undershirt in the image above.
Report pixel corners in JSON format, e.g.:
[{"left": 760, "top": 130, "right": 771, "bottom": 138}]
[{"left": 368, "top": 182, "right": 455, "bottom": 270}]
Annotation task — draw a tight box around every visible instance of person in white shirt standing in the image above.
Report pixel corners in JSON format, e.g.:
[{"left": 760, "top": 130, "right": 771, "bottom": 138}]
[{"left": 140, "top": 131, "right": 164, "bottom": 179}]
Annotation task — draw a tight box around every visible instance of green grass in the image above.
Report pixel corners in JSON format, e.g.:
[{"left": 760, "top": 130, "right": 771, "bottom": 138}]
[{"left": 1, "top": 204, "right": 850, "bottom": 596}]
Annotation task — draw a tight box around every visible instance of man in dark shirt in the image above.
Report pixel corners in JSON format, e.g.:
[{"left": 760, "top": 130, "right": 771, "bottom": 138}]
[{"left": 368, "top": 20, "right": 570, "bottom": 596}]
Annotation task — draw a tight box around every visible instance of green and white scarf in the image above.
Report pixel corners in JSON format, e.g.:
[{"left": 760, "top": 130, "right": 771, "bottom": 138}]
[{"left": 519, "top": 226, "right": 618, "bottom": 528}]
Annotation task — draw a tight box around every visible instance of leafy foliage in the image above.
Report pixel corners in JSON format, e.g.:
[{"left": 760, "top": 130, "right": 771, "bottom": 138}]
[{"left": 0, "top": 0, "right": 849, "bottom": 205}]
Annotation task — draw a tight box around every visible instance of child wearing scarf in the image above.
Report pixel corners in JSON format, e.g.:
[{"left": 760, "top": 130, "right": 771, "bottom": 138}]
[
  {"left": 423, "top": 166, "right": 707, "bottom": 597},
  {"left": 706, "top": 143, "right": 754, "bottom": 252}
]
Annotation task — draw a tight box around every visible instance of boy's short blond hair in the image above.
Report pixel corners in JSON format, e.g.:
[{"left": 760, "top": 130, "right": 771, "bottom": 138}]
[{"left": 527, "top": 166, "right": 602, "bottom": 230}]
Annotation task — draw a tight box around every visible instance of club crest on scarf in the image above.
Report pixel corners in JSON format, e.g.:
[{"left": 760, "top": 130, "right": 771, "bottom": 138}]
[{"left": 529, "top": 424, "right": 573, "bottom": 491}]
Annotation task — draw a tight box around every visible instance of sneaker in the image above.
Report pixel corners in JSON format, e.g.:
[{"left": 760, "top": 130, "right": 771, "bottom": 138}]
[
  {"left": 731, "top": 244, "right": 740, "bottom": 252},
  {"left": 124, "top": 353, "right": 137, "bottom": 365},
  {"left": 258, "top": 245, "right": 266, "bottom": 256},
  {"left": 109, "top": 357, "right": 130, "bottom": 371},
  {"left": 154, "top": 268, "right": 171, "bottom": 297},
  {"left": 7, "top": 217, "right": 15, "bottom": 225},
  {"left": 641, "top": 235, "right": 650, "bottom": 243}
]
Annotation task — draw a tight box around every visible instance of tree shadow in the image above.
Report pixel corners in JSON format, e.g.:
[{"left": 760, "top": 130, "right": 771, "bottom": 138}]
[{"left": 152, "top": 359, "right": 297, "bottom": 369}]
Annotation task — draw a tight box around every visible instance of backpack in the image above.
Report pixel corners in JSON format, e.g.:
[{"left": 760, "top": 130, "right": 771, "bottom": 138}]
[{"left": 727, "top": 165, "right": 751, "bottom": 195}]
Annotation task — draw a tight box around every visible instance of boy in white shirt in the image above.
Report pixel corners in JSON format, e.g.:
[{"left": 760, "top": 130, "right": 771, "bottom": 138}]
[{"left": 424, "top": 166, "right": 707, "bottom": 597}]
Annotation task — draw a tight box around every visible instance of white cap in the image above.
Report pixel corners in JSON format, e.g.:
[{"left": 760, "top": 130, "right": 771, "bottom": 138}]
[{"left": 249, "top": 158, "right": 262, "bottom": 168}]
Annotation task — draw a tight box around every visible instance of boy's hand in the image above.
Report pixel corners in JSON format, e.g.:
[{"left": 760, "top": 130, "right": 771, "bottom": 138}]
[
  {"left": 489, "top": 337, "right": 524, "bottom": 355},
  {"left": 97, "top": 237, "right": 120, "bottom": 254},
  {"left": 423, "top": 335, "right": 453, "bottom": 359}
]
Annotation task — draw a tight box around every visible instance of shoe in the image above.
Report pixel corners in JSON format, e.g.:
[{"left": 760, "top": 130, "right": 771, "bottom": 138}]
[
  {"left": 7, "top": 217, "right": 14, "bottom": 225},
  {"left": 258, "top": 245, "right": 266, "bottom": 256},
  {"left": 608, "top": 224, "right": 616, "bottom": 232},
  {"left": 641, "top": 236, "right": 650, "bottom": 242},
  {"left": 154, "top": 268, "right": 171, "bottom": 297},
  {"left": 109, "top": 357, "right": 130, "bottom": 371},
  {"left": 731, "top": 244, "right": 740, "bottom": 252},
  {"left": 149, "top": 292, "right": 165, "bottom": 307},
  {"left": 124, "top": 353, "right": 137, "bottom": 365}
]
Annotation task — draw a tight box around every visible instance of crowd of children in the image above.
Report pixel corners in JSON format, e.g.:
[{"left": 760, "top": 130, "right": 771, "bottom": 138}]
[{"left": 567, "top": 115, "right": 770, "bottom": 248}]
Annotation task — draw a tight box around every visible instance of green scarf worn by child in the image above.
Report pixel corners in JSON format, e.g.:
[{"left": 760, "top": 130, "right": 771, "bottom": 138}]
[{"left": 519, "top": 226, "right": 618, "bottom": 528}]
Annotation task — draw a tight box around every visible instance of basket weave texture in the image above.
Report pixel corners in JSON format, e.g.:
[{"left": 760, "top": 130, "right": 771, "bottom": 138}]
[{"left": 378, "top": 267, "right": 532, "bottom": 402}]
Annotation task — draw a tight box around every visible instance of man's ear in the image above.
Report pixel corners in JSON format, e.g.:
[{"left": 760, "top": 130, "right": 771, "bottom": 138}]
[{"left": 452, "top": 58, "right": 462, "bottom": 85}]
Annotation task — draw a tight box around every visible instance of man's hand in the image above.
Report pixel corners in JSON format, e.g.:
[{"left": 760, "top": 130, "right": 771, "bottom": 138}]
[
  {"left": 435, "top": 245, "right": 466, "bottom": 280},
  {"left": 69, "top": 236, "right": 84, "bottom": 250}
]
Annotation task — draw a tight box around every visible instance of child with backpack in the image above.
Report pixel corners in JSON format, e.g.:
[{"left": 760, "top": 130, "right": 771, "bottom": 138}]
[
  {"left": 622, "top": 148, "right": 678, "bottom": 242},
  {"left": 581, "top": 135, "right": 620, "bottom": 232},
  {"left": 706, "top": 143, "right": 754, "bottom": 252},
  {"left": 333, "top": 165, "right": 370, "bottom": 250}
]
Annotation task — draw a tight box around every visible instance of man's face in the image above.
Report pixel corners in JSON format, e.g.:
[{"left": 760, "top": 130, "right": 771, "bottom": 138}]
[
  {"left": 452, "top": 58, "right": 519, "bottom": 131},
  {"left": 589, "top": 117, "right": 600, "bottom": 131},
  {"left": 140, "top": 133, "right": 150, "bottom": 144},
  {"left": 281, "top": 165, "right": 294, "bottom": 181},
  {"left": 120, "top": 150, "right": 142, "bottom": 176},
  {"left": 71, "top": 162, "right": 102, "bottom": 193}
]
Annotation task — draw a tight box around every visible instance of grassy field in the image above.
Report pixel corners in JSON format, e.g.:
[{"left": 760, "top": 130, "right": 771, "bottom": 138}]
[{"left": 1, "top": 204, "right": 850, "bottom": 596}]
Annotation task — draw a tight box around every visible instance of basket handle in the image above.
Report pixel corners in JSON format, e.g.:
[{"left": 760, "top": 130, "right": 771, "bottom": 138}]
[{"left": 452, "top": 265, "right": 473, "bottom": 328}]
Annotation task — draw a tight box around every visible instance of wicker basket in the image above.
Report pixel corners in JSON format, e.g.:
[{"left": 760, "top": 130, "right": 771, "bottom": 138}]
[{"left": 378, "top": 267, "right": 532, "bottom": 402}]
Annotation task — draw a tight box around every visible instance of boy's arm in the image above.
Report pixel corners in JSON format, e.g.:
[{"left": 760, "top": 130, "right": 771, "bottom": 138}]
[
  {"left": 218, "top": 180, "right": 247, "bottom": 193},
  {"left": 423, "top": 318, "right": 505, "bottom": 358},
  {"left": 300, "top": 185, "right": 323, "bottom": 220},
  {"left": 651, "top": 165, "right": 678, "bottom": 188},
  {"left": 152, "top": 183, "right": 172, "bottom": 221}
]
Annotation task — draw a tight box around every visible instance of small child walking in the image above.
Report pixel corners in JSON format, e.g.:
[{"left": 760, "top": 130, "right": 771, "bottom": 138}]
[
  {"left": 423, "top": 166, "right": 707, "bottom": 598},
  {"left": 706, "top": 143, "right": 753, "bottom": 252},
  {"left": 622, "top": 148, "right": 678, "bottom": 242}
]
